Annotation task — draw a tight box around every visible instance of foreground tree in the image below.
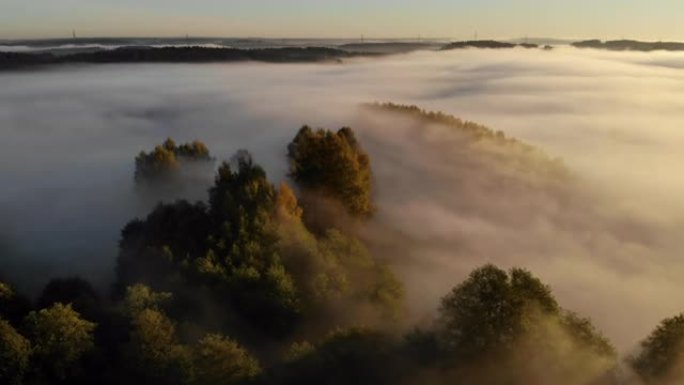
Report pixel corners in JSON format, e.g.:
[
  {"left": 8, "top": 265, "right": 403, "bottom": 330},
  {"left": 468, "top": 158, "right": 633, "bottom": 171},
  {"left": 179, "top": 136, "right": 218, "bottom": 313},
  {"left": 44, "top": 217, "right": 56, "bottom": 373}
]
[
  {"left": 190, "top": 333, "right": 261, "bottom": 385},
  {"left": 631, "top": 313, "right": 684, "bottom": 384},
  {"left": 438, "top": 265, "right": 560, "bottom": 358},
  {"left": 0, "top": 318, "right": 30, "bottom": 384},
  {"left": 24, "top": 303, "right": 96, "bottom": 381},
  {"left": 128, "top": 308, "right": 190, "bottom": 383},
  {"left": 121, "top": 285, "right": 189, "bottom": 384},
  {"left": 431, "top": 265, "right": 615, "bottom": 384}
]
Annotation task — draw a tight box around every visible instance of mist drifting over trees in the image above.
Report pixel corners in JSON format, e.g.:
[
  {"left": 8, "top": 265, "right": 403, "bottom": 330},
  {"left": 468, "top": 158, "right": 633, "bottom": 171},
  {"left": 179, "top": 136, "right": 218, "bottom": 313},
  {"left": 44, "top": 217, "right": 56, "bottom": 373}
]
[
  {"left": 3, "top": 47, "right": 684, "bottom": 384},
  {"left": 0, "top": 104, "right": 681, "bottom": 385}
]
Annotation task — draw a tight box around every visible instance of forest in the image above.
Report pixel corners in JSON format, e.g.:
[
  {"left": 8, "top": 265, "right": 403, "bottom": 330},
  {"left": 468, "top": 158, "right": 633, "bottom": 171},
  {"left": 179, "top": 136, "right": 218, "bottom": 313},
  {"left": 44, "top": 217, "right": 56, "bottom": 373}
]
[
  {"left": 0, "top": 46, "right": 362, "bottom": 70},
  {"left": 572, "top": 39, "right": 684, "bottom": 51},
  {"left": 1, "top": 105, "right": 683, "bottom": 385}
]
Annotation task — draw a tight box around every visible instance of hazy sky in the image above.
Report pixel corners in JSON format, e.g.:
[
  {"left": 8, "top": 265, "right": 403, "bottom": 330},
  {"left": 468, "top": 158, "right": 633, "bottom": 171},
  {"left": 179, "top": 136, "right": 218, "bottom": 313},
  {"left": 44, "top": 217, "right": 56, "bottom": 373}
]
[{"left": 1, "top": 0, "right": 683, "bottom": 40}]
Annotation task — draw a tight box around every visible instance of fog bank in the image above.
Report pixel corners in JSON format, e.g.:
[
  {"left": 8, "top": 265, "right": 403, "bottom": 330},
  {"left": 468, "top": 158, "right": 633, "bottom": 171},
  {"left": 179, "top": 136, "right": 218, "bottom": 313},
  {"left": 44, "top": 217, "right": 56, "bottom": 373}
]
[{"left": 2, "top": 47, "right": 684, "bottom": 352}]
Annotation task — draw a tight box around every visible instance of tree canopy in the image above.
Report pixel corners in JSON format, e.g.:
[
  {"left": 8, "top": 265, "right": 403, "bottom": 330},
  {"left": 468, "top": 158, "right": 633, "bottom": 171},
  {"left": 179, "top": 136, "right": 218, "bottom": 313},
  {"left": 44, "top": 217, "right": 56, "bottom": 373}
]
[
  {"left": 0, "top": 122, "right": 645, "bottom": 385},
  {"left": 431, "top": 265, "right": 615, "bottom": 384},
  {"left": 117, "top": 146, "right": 401, "bottom": 338},
  {"left": 0, "top": 317, "right": 30, "bottom": 385},
  {"left": 287, "top": 126, "right": 374, "bottom": 220},
  {"left": 190, "top": 333, "right": 261, "bottom": 385},
  {"left": 134, "top": 138, "right": 214, "bottom": 184},
  {"left": 24, "top": 303, "right": 96, "bottom": 381},
  {"left": 631, "top": 313, "right": 684, "bottom": 383}
]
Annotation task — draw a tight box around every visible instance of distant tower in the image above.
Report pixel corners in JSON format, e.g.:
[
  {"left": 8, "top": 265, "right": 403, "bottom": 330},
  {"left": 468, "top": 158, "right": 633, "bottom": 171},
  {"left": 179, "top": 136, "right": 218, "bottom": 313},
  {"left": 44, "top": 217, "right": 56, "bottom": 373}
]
[{"left": 72, "top": 29, "right": 77, "bottom": 39}]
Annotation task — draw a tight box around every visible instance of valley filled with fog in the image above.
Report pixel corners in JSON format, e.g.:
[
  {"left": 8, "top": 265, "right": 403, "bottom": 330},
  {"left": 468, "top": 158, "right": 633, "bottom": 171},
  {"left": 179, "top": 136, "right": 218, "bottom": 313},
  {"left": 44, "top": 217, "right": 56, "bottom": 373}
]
[{"left": 2, "top": 46, "right": 684, "bottom": 355}]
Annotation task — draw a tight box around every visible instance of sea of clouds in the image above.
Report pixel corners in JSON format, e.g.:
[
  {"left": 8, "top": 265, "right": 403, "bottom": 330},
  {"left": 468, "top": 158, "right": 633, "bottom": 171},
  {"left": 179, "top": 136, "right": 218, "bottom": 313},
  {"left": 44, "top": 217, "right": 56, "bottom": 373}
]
[{"left": 2, "top": 46, "right": 684, "bottom": 354}]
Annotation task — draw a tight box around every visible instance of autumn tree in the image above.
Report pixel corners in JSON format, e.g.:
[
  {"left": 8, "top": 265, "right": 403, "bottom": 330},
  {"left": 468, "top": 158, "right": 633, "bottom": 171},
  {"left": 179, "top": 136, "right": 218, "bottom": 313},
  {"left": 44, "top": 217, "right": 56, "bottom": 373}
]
[
  {"left": 287, "top": 126, "right": 374, "bottom": 221},
  {"left": 134, "top": 138, "right": 214, "bottom": 184}
]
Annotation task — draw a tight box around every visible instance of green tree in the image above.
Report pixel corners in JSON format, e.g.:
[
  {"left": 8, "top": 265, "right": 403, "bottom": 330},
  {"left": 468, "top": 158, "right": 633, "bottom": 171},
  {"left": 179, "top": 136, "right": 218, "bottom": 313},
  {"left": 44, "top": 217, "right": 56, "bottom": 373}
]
[
  {"left": 209, "top": 152, "right": 278, "bottom": 248},
  {"left": 24, "top": 303, "right": 96, "bottom": 380},
  {"left": 0, "top": 317, "right": 30, "bottom": 385},
  {"left": 116, "top": 200, "right": 211, "bottom": 291},
  {"left": 129, "top": 308, "right": 185, "bottom": 365},
  {"left": 207, "top": 153, "right": 301, "bottom": 335},
  {"left": 438, "top": 265, "right": 559, "bottom": 358},
  {"left": 191, "top": 333, "right": 261, "bottom": 385},
  {"left": 287, "top": 126, "right": 374, "bottom": 220},
  {"left": 128, "top": 308, "right": 190, "bottom": 384},
  {"left": 432, "top": 265, "right": 615, "bottom": 384},
  {"left": 631, "top": 313, "right": 684, "bottom": 383}
]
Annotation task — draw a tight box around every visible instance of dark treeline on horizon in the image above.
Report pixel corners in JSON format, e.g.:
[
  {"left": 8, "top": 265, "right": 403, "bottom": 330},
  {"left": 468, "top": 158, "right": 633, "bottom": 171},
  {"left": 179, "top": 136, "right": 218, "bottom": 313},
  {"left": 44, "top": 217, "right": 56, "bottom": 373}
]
[
  {"left": 0, "top": 46, "right": 363, "bottom": 70},
  {"left": 8, "top": 37, "right": 684, "bottom": 71},
  {"left": 572, "top": 39, "right": 684, "bottom": 51},
  {"left": 2, "top": 104, "right": 684, "bottom": 385}
]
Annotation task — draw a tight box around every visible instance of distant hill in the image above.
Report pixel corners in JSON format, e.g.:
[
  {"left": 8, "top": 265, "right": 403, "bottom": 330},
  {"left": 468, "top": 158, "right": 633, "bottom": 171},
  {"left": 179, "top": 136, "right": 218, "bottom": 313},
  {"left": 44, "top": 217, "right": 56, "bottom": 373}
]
[
  {"left": 0, "top": 46, "right": 365, "bottom": 70},
  {"left": 441, "top": 40, "right": 540, "bottom": 50},
  {"left": 572, "top": 39, "right": 684, "bottom": 51}
]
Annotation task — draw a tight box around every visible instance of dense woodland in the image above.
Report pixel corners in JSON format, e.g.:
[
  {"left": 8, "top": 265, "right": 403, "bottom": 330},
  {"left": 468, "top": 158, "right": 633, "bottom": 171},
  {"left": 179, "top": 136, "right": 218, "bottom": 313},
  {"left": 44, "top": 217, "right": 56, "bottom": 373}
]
[
  {"left": 0, "top": 46, "right": 361, "bottom": 70},
  {"left": 2, "top": 106, "right": 684, "bottom": 385},
  {"left": 572, "top": 40, "right": 684, "bottom": 51}
]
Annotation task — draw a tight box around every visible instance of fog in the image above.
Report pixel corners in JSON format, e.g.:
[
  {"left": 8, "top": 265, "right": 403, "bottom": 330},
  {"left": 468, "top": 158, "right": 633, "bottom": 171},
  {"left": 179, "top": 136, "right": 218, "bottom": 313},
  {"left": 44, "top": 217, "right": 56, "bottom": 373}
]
[{"left": 2, "top": 46, "right": 684, "bottom": 354}]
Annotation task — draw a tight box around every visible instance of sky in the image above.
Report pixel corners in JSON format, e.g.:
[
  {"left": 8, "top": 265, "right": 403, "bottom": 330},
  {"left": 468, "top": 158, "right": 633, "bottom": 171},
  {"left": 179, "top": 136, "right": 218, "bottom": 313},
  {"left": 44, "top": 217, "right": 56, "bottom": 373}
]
[{"left": 1, "top": 0, "right": 683, "bottom": 40}]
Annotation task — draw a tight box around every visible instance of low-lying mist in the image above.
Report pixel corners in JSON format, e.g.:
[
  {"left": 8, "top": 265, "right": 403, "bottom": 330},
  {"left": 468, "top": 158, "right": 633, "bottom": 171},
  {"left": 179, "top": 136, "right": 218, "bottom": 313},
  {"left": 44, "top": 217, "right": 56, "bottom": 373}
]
[{"left": 2, "top": 47, "right": 684, "bottom": 354}]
